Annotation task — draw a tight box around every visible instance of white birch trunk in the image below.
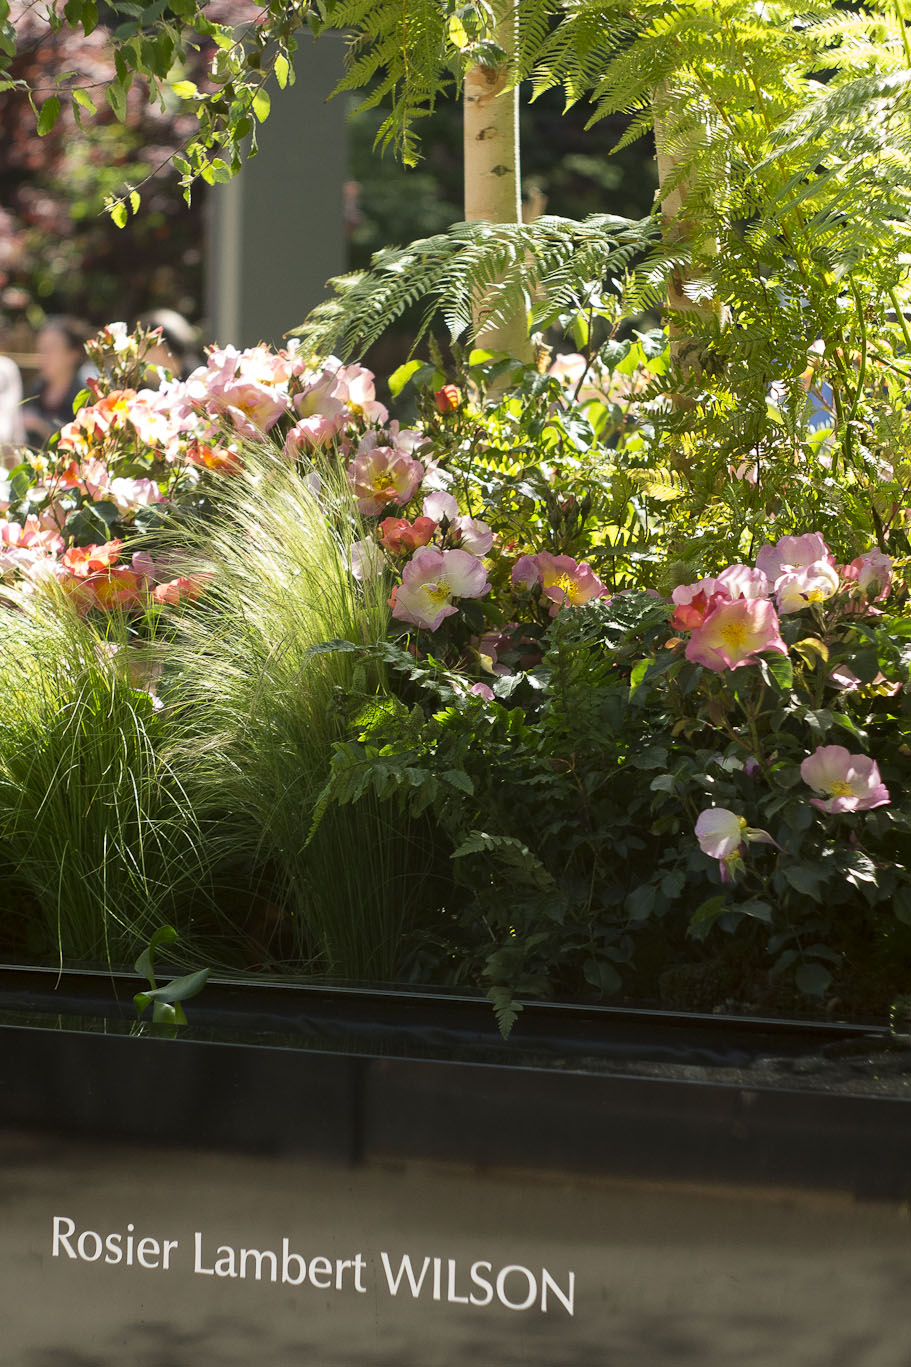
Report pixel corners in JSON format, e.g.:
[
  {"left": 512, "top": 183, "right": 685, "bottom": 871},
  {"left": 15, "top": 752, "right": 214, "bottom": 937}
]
[{"left": 463, "top": 10, "right": 532, "bottom": 362}]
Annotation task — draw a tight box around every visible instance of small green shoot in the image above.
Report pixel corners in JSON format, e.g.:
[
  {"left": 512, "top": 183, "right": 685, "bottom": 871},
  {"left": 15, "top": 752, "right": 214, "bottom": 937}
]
[{"left": 133, "top": 925, "right": 209, "bottom": 1027}]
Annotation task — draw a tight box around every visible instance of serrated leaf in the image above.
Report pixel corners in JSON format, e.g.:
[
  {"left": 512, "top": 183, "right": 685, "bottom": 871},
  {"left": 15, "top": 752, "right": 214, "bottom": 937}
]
[
  {"left": 660, "top": 869, "right": 686, "bottom": 899},
  {"left": 109, "top": 200, "right": 128, "bottom": 229},
  {"left": 487, "top": 986, "right": 522, "bottom": 1039},
  {"left": 252, "top": 87, "right": 271, "bottom": 122},
  {"left": 129, "top": 189, "right": 140, "bottom": 215},
  {"left": 763, "top": 651, "right": 793, "bottom": 690},
  {"left": 830, "top": 713, "right": 869, "bottom": 745},
  {"left": 37, "top": 95, "right": 61, "bottom": 136},
  {"left": 106, "top": 80, "right": 127, "bottom": 121},
  {"left": 629, "top": 745, "right": 668, "bottom": 770},
  {"left": 72, "top": 87, "right": 95, "bottom": 114},
  {"left": 842, "top": 851, "right": 878, "bottom": 886},
  {"left": 851, "top": 648, "right": 880, "bottom": 684},
  {"left": 171, "top": 79, "right": 197, "bottom": 99},
  {"left": 274, "top": 52, "right": 290, "bottom": 88},
  {"left": 442, "top": 767, "right": 474, "bottom": 795}
]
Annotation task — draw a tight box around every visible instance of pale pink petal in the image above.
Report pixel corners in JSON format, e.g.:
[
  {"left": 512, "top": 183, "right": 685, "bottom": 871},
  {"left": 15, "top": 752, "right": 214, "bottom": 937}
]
[
  {"left": 695, "top": 808, "right": 744, "bottom": 859},
  {"left": 686, "top": 597, "right": 787, "bottom": 671}
]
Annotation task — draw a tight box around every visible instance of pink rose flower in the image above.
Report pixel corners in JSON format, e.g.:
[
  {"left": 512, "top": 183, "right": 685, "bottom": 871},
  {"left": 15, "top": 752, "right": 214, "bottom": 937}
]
[
  {"left": 235, "top": 343, "right": 293, "bottom": 387},
  {"left": 423, "top": 490, "right": 459, "bottom": 523},
  {"left": 536, "top": 552, "right": 608, "bottom": 612},
  {"left": 152, "top": 574, "right": 210, "bottom": 606},
  {"left": 421, "top": 492, "right": 492, "bottom": 554},
  {"left": 78, "top": 566, "right": 147, "bottom": 612},
  {"left": 695, "top": 807, "right": 746, "bottom": 861},
  {"left": 775, "top": 561, "right": 840, "bottom": 614},
  {"left": 510, "top": 555, "right": 541, "bottom": 592},
  {"left": 328, "top": 360, "right": 388, "bottom": 425},
  {"left": 671, "top": 577, "right": 722, "bottom": 630},
  {"left": 715, "top": 564, "right": 770, "bottom": 600},
  {"left": 686, "top": 597, "right": 787, "bottom": 671},
  {"left": 391, "top": 546, "right": 490, "bottom": 631},
  {"left": 695, "top": 807, "right": 776, "bottom": 882},
  {"left": 347, "top": 446, "right": 424, "bottom": 516},
  {"left": 671, "top": 566, "right": 768, "bottom": 631},
  {"left": 510, "top": 552, "right": 608, "bottom": 613},
  {"left": 842, "top": 549, "right": 892, "bottom": 600},
  {"left": 285, "top": 369, "right": 346, "bottom": 450},
  {"left": 1, "top": 516, "right": 64, "bottom": 555},
  {"left": 109, "top": 477, "right": 166, "bottom": 515},
  {"left": 214, "top": 380, "right": 290, "bottom": 438},
  {"left": 379, "top": 516, "right": 437, "bottom": 554},
  {"left": 452, "top": 516, "right": 493, "bottom": 556},
  {"left": 755, "top": 532, "right": 832, "bottom": 585},
  {"left": 800, "top": 745, "right": 890, "bottom": 813}
]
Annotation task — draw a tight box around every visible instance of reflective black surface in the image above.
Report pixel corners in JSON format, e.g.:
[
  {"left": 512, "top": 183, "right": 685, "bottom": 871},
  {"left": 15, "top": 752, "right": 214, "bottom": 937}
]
[{"left": 2, "top": 968, "right": 911, "bottom": 1365}]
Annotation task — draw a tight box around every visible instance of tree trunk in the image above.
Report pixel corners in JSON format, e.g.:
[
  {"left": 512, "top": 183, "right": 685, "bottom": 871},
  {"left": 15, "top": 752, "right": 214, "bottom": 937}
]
[
  {"left": 653, "top": 93, "right": 724, "bottom": 385},
  {"left": 463, "top": 10, "right": 533, "bottom": 362}
]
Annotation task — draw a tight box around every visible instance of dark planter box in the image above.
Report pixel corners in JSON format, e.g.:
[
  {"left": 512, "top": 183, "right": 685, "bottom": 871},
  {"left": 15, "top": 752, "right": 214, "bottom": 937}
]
[{"left": 1, "top": 966, "right": 911, "bottom": 1366}]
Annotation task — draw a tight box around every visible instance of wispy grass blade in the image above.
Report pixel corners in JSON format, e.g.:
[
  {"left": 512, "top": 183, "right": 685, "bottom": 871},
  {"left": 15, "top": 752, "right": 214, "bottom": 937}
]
[
  {"left": 162, "top": 443, "right": 439, "bottom": 981},
  {"left": 0, "top": 590, "right": 211, "bottom": 965}
]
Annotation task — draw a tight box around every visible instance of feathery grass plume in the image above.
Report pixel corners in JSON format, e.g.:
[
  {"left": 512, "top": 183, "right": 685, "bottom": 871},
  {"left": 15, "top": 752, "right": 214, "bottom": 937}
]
[
  {"left": 161, "top": 442, "right": 440, "bottom": 981},
  {"left": 0, "top": 588, "right": 208, "bottom": 966}
]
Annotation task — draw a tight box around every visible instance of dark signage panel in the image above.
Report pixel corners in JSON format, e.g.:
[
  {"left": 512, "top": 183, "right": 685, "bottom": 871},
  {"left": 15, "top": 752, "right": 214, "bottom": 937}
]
[
  {"left": 3, "top": 975, "right": 911, "bottom": 1365},
  {"left": 5, "top": 1129, "right": 911, "bottom": 1366}
]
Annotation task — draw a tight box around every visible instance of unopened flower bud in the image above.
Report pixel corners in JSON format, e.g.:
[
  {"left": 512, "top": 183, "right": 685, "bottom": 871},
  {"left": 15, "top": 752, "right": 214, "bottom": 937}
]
[{"left": 434, "top": 384, "right": 461, "bottom": 414}]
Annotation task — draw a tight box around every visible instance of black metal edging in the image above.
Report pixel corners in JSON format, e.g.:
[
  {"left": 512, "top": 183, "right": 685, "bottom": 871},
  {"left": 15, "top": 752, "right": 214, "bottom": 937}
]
[
  {"left": 1, "top": 1015, "right": 911, "bottom": 1201},
  {"left": 0, "top": 962, "right": 894, "bottom": 1067}
]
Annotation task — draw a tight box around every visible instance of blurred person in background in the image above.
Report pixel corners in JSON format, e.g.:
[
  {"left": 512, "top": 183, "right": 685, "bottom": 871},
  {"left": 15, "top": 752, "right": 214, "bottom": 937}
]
[
  {"left": 137, "top": 308, "right": 200, "bottom": 382},
  {"left": 0, "top": 353, "right": 25, "bottom": 466},
  {"left": 22, "top": 315, "right": 91, "bottom": 447}
]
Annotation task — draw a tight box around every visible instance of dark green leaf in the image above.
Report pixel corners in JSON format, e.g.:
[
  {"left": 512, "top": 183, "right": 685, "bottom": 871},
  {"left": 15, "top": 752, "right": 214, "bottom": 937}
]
[
  {"left": 762, "top": 651, "right": 793, "bottom": 690},
  {"left": 583, "top": 958, "right": 622, "bottom": 995},
  {"left": 895, "top": 886, "right": 911, "bottom": 926},
  {"left": 783, "top": 864, "right": 825, "bottom": 900},
  {"left": 37, "top": 95, "right": 61, "bottom": 136},
  {"left": 795, "top": 963, "right": 832, "bottom": 997},
  {"left": 688, "top": 895, "right": 729, "bottom": 939},
  {"left": 624, "top": 883, "right": 655, "bottom": 921}
]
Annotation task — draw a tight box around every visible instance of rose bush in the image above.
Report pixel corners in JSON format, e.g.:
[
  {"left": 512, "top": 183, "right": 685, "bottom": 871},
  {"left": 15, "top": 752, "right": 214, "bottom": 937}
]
[{"left": 2, "top": 323, "right": 911, "bottom": 1029}]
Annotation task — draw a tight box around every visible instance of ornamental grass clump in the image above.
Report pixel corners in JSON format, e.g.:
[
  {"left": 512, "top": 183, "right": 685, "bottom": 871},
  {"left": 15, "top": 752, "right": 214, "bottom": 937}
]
[
  {"left": 161, "top": 446, "right": 439, "bottom": 981},
  {"left": 0, "top": 591, "right": 206, "bottom": 964}
]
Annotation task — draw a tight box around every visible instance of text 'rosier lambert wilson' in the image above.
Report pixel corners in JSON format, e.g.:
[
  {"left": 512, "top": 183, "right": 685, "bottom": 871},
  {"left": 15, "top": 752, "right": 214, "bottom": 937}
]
[{"left": 50, "top": 1216, "right": 576, "bottom": 1316}]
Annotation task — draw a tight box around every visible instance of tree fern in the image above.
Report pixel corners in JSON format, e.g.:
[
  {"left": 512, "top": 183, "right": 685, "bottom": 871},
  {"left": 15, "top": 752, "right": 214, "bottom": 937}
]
[{"left": 292, "top": 213, "right": 659, "bottom": 357}]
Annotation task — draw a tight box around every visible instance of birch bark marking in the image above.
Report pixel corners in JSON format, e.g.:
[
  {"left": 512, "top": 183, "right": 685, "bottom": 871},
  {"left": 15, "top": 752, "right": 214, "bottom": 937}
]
[{"left": 463, "top": 11, "right": 532, "bottom": 361}]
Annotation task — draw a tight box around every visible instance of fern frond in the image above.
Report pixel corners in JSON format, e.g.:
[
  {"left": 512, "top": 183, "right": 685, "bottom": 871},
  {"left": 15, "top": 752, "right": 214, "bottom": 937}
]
[{"left": 292, "top": 214, "right": 660, "bottom": 359}]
